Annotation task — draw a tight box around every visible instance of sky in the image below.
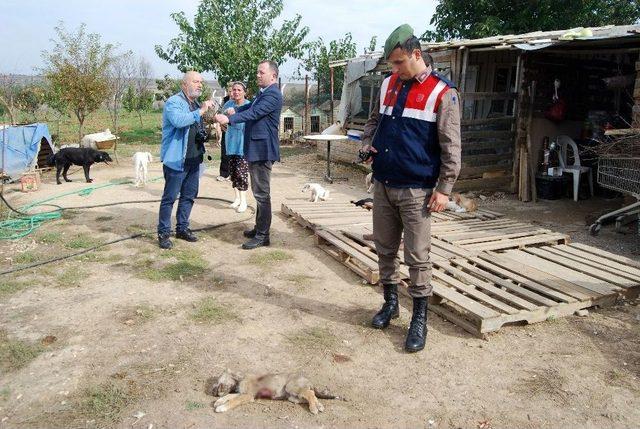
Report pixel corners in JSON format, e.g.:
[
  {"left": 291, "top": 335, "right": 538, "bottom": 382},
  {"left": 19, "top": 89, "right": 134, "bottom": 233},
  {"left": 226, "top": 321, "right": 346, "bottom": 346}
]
[{"left": 0, "top": 0, "right": 437, "bottom": 82}]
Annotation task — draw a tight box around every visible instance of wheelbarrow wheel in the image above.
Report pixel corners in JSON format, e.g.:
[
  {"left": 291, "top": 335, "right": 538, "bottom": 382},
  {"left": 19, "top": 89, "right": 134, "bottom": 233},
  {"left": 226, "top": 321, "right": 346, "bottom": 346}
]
[{"left": 589, "top": 223, "right": 601, "bottom": 236}]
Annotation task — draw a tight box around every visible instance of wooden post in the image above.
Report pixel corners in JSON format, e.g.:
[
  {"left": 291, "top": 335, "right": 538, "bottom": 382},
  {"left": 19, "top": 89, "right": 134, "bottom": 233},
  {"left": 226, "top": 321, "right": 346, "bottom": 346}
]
[
  {"left": 330, "top": 67, "right": 335, "bottom": 124},
  {"left": 459, "top": 47, "right": 469, "bottom": 93},
  {"left": 304, "top": 74, "right": 309, "bottom": 135}
]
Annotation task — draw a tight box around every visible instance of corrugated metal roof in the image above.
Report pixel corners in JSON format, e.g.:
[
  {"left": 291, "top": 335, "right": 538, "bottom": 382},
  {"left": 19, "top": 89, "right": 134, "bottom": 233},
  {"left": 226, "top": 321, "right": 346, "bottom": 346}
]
[{"left": 330, "top": 24, "right": 640, "bottom": 67}]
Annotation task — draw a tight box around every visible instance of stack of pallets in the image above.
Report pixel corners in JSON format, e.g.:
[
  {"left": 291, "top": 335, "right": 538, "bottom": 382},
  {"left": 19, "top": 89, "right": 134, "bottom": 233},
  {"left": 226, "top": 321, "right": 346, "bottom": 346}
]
[{"left": 281, "top": 200, "right": 640, "bottom": 337}]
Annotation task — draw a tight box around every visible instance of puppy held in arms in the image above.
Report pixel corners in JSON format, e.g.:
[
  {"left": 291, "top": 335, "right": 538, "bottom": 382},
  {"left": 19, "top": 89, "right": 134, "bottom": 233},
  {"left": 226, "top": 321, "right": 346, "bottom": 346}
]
[
  {"left": 446, "top": 192, "right": 478, "bottom": 213},
  {"left": 132, "top": 151, "right": 153, "bottom": 187},
  {"left": 208, "top": 369, "right": 342, "bottom": 415},
  {"left": 302, "top": 183, "right": 330, "bottom": 202}
]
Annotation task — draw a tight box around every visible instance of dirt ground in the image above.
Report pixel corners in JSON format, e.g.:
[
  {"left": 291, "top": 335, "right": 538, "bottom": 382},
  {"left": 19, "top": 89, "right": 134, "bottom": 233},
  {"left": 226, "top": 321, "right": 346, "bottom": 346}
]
[{"left": 0, "top": 152, "right": 638, "bottom": 429}]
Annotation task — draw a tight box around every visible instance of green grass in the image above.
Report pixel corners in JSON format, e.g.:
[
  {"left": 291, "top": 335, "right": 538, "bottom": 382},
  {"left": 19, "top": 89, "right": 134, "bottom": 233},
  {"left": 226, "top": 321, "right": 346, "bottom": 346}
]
[
  {"left": 95, "top": 216, "right": 114, "bottom": 222},
  {"left": 126, "top": 224, "right": 150, "bottom": 234},
  {"left": 140, "top": 248, "right": 208, "bottom": 282},
  {"left": 56, "top": 267, "right": 89, "bottom": 287},
  {"left": 0, "top": 280, "right": 30, "bottom": 299},
  {"left": 0, "top": 387, "right": 10, "bottom": 401},
  {"left": 15, "top": 251, "right": 40, "bottom": 264},
  {"left": 2, "top": 109, "right": 162, "bottom": 146},
  {"left": 0, "top": 330, "right": 45, "bottom": 373},
  {"left": 65, "top": 233, "right": 102, "bottom": 249},
  {"left": 141, "top": 260, "right": 207, "bottom": 282},
  {"left": 191, "top": 297, "right": 237, "bottom": 323},
  {"left": 186, "top": 400, "right": 206, "bottom": 411},
  {"left": 247, "top": 250, "right": 294, "bottom": 266},
  {"left": 79, "top": 382, "right": 135, "bottom": 423},
  {"left": 38, "top": 231, "right": 64, "bottom": 244},
  {"left": 285, "top": 274, "right": 315, "bottom": 286}
]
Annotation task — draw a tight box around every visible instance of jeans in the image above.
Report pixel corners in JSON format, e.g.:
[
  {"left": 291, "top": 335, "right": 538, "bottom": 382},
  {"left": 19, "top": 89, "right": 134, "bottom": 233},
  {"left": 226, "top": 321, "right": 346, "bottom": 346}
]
[
  {"left": 157, "top": 163, "right": 200, "bottom": 236},
  {"left": 248, "top": 161, "right": 273, "bottom": 240}
]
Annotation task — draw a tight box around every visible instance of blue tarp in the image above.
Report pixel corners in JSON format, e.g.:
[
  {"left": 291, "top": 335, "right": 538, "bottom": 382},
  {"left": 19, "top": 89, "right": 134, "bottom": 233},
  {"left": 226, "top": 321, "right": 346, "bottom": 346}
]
[{"left": 0, "top": 123, "right": 54, "bottom": 178}]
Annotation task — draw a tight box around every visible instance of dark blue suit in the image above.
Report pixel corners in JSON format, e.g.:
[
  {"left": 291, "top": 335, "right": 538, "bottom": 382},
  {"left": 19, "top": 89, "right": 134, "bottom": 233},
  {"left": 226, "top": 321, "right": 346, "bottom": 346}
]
[
  {"left": 229, "top": 83, "right": 282, "bottom": 162},
  {"left": 228, "top": 83, "right": 282, "bottom": 242}
]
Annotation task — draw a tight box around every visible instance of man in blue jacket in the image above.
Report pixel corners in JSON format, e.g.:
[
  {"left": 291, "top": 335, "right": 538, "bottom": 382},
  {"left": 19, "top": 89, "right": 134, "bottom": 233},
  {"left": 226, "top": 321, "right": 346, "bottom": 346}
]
[
  {"left": 216, "top": 60, "right": 283, "bottom": 250},
  {"left": 157, "top": 71, "right": 214, "bottom": 249}
]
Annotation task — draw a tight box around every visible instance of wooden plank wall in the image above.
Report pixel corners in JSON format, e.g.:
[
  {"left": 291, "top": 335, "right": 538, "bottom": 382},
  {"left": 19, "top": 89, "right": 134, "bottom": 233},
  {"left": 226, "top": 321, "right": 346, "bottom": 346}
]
[
  {"left": 456, "top": 50, "right": 518, "bottom": 191},
  {"left": 320, "top": 49, "right": 520, "bottom": 192}
]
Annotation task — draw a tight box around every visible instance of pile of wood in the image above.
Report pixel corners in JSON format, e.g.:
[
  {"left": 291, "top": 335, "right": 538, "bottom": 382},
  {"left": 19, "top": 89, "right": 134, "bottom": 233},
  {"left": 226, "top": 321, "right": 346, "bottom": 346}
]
[{"left": 595, "top": 128, "right": 640, "bottom": 158}]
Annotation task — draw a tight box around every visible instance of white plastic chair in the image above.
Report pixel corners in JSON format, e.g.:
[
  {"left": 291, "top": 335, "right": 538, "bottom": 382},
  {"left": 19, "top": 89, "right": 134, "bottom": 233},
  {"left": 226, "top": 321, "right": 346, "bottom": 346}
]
[{"left": 553, "top": 135, "right": 594, "bottom": 201}]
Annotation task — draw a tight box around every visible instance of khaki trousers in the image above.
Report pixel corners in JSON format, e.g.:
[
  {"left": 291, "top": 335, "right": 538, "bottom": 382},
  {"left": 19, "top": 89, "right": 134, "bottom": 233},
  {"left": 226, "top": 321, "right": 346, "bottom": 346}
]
[{"left": 372, "top": 181, "right": 433, "bottom": 298}]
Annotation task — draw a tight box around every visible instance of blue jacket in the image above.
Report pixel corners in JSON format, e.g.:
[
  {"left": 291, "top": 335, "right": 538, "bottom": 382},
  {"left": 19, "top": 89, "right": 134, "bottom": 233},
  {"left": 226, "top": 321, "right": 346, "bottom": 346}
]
[
  {"left": 223, "top": 99, "right": 250, "bottom": 156},
  {"left": 372, "top": 72, "right": 456, "bottom": 189},
  {"left": 160, "top": 91, "right": 202, "bottom": 171},
  {"left": 229, "top": 83, "right": 282, "bottom": 162}
]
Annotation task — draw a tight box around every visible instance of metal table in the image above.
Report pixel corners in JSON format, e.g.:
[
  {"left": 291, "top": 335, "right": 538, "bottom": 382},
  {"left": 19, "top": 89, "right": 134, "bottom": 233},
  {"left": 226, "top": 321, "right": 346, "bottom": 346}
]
[{"left": 303, "top": 134, "right": 350, "bottom": 183}]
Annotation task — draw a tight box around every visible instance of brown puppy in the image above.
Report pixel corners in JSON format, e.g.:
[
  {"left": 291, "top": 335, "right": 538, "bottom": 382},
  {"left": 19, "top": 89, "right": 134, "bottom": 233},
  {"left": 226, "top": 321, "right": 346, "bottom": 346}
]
[
  {"left": 210, "top": 369, "right": 338, "bottom": 414},
  {"left": 453, "top": 192, "right": 478, "bottom": 212}
]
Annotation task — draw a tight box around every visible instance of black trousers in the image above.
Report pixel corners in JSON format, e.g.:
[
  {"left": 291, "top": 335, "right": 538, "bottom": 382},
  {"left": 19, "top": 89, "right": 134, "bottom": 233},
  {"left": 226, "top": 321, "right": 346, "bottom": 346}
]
[
  {"left": 219, "top": 132, "right": 230, "bottom": 178},
  {"left": 248, "top": 161, "right": 273, "bottom": 240}
]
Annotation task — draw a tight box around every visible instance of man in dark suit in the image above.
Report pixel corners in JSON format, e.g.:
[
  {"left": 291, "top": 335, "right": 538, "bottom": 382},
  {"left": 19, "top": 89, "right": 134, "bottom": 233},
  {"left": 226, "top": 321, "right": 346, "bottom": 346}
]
[{"left": 215, "top": 60, "right": 283, "bottom": 249}]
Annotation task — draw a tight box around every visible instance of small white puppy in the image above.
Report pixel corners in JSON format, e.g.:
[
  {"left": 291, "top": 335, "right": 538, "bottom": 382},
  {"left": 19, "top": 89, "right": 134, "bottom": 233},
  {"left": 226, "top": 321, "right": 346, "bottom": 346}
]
[
  {"left": 133, "top": 152, "right": 153, "bottom": 187},
  {"left": 302, "top": 183, "right": 330, "bottom": 202},
  {"left": 365, "top": 172, "right": 374, "bottom": 193}
]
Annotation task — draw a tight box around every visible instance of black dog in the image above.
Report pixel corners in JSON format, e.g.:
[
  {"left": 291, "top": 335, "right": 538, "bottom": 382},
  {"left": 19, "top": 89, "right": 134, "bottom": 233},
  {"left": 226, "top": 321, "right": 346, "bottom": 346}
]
[{"left": 47, "top": 147, "right": 113, "bottom": 184}]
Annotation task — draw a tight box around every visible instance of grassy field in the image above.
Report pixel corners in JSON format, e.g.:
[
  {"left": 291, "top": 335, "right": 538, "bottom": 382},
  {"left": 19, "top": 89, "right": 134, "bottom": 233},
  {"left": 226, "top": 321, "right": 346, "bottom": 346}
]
[
  {"left": 1, "top": 109, "right": 163, "bottom": 147},
  {"left": 1, "top": 109, "right": 313, "bottom": 159}
]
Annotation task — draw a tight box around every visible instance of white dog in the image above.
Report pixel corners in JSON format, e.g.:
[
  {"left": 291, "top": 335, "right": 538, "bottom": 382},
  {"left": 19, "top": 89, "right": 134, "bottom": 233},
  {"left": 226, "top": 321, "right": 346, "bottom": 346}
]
[
  {"left": 365, "top": 172, "right": 374, "bottom": 193},
  {"left": 302, "top": 183, "right": 330, "bottom": 202},
  {"left": 133, "top": 152, "right": 153, "bottom": 187}
]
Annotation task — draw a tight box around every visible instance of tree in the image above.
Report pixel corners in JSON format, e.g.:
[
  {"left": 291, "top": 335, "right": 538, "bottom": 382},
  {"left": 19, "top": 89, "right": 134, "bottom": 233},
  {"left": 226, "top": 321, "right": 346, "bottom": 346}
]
[
  {"left": 155, "top": 0, "right": 309, "bottom": 91},
  {"left": 43, "top": 83, "right": 68, "bottom": 138},
  {"left": 422, "top": 0, "right": 640, "bottom": 41},
  {"left": 297, "top": 33, "right": 356, "bottom": 103},
  {"left": 106, "top": 51, "right": 136, "bottom": 134},
  {"left": 123, "top": 84, "right": 153, "bottom": 126},
  {"left": 41, "top": 22, "right": 115, "bottom": 141},
  {"left": 155, "top": 74, "right": 181, "bottom": 102},
  {"left": 0, "top": 74, "right": 20, "bottom": 124},
  {"left": 367, "top": 36, "right": 378, "bottom": 54},
  {"left": 154, "top": 74, "right": 212, "bottom": 105},
  {"left": 15, "top": 84, "right": 46, "bottom": 121}
]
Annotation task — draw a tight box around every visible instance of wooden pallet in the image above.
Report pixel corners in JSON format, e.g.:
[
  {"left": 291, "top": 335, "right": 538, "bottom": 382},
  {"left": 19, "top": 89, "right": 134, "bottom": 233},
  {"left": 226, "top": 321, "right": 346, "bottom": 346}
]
[
  {"left": 281, "top": 201, "right": 504, "bottom": 231},
  {"left": 314, "top": 230, "right": 635, "bottom": 337},
  {"left": 281, "top": 200, "right": 639, "bottom": 336},
  {"left": 432, "top": 218, "right": 569, "bottom": 251}
]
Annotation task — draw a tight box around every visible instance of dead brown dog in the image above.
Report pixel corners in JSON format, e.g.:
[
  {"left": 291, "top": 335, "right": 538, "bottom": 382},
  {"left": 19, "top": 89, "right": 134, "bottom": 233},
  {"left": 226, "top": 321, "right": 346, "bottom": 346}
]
[{"left": 207, "top": 369, "right": 340, "bottom": 414}]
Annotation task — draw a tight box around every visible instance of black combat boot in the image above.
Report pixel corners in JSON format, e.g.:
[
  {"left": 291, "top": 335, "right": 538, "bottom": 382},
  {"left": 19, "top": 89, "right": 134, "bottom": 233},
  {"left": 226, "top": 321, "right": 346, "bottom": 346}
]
[
  {"left": 405, "top": 297, "right": 428, "bottom": 352},
  {"left": 371, "top": 284, "right": 400, "bottom": 329}
]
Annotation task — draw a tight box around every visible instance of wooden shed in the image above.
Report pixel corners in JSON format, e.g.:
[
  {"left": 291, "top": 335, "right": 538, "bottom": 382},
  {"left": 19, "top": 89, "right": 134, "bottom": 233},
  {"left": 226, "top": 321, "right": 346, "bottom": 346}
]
[
  {"left": 329, "top": 24, "right": 640, "bottom": 199},
  {"left": 279, "top": 101, "right": 340, "bottom": 140}
]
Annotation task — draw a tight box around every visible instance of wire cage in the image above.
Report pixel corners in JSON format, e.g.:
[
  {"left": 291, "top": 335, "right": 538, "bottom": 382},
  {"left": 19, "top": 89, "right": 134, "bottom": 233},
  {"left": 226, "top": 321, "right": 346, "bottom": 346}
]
[
  {"left": 597, "top": 157, "right": 640, "bottom": 197},
  {"left": 590, "top": 156, "right": 640, "bottom": 235}
]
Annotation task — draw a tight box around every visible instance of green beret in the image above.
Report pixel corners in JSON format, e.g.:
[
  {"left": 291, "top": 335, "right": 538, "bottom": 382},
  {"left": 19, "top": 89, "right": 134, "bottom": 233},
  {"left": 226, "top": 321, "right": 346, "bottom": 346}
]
[{"left": 384, "top": 24, "right": 414, "bottom": 59}]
